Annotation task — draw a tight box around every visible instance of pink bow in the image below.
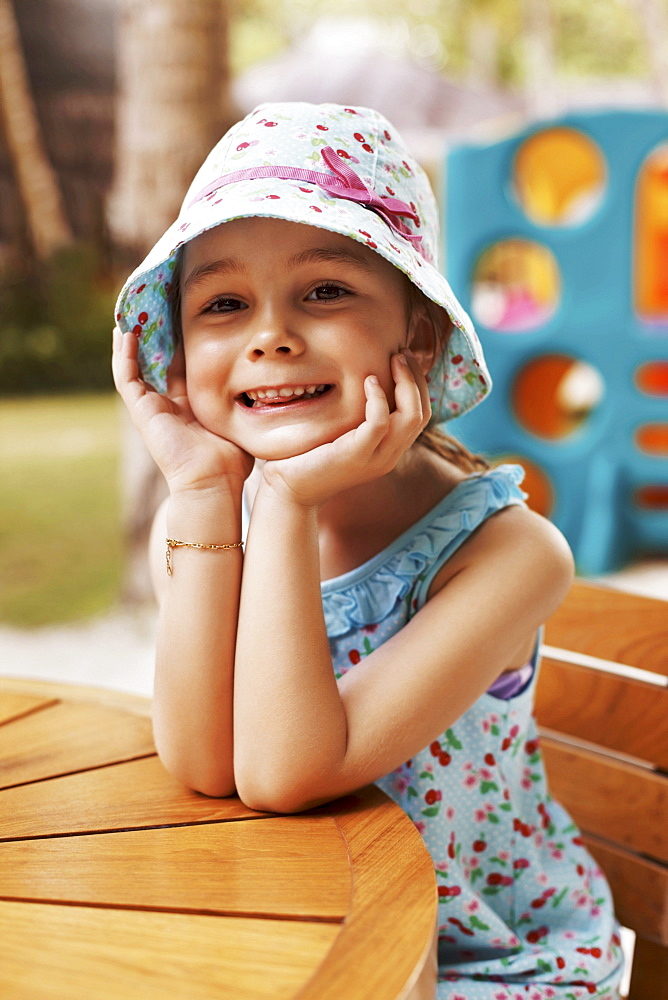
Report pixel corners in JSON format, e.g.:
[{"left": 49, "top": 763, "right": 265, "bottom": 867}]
[{"left": 189, "top": 146, "right": 424, "bottom": 253}]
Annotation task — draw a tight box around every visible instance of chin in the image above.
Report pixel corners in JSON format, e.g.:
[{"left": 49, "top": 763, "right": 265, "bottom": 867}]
[{"left": 242, "top": 425, "right": 352, "bottom": 463}]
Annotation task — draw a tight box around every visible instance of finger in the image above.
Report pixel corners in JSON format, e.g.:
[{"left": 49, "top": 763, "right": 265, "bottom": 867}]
[
  {"left": 111, "top": 327, "right": 154, "bottom": 409},
  {"left": 111, "top": 326, "right": 136, "bottom": 388},
  {"left": 405, "top": 349, "right": 433, "bottom": 428},
  {"left": 332, "top": 375, "right": 390, "bottom": 457},
  {"left": 389, "top": 352, "right": 425, "bottom": 439}
]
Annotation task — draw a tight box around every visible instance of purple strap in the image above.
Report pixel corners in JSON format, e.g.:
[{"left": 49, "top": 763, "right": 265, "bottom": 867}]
[
  {"left": 188, "top": 146, "right": 425, "bottom": 253},
  {"left": 486, "top": 661, "right": 534, "bottom": 701}
]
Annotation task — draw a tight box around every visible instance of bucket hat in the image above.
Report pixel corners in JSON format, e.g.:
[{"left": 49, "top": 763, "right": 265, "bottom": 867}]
[{"left": 114, "top": 102, "right": 491, "bottom": 423}]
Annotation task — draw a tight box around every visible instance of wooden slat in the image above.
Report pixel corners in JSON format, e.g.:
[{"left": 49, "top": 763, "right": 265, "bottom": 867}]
[
  {"left": 535, "top": 657, "right": 668, "bottom": 768},
  {"left": 544, "top": 581, "right": 668, "bottom": 675},
  {"left": 0, "top": 818, "right": 351, "bottom": 920},
  {"left": 0, "top": 691, "right": 57, "bottom": 725},
  {"left": 0, "top": 757, "right": 266, "bottom": 840},
  {"left": 628, "top": 937, "right": 668, "bottom": 1000},
  {"left": 583, "top": 834, "right": 668, "bottom": 946},
  {"left": 0, "top": 702, "right": 155, "bottom": 789},
  {"left": 0, "top": 899, "right": 340, "bottom": 1000},
  {"left": 541, "top": 737, "right": 668, "bottom": 863},
  {"left": 296, "top": 786, "right": 438, "bottom": 1000}
]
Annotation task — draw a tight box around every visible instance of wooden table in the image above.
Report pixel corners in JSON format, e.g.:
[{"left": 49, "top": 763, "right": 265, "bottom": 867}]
[{"left": 0, "top": 678, "right": 437, "bottom": 1000}]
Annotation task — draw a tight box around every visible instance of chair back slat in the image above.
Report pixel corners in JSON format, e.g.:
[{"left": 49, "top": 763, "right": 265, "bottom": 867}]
[
  {"left": 543, "top": 581, "right": 668, "bottom": 675},
  {"left": 541, "top": 736, "right": 668, "bottom": 864},
  {"left": 535, "top": 656, "right": 668, "bottom": 768},
  {"left": 580, "top": 834, "right": 668, "bottom": 945}
]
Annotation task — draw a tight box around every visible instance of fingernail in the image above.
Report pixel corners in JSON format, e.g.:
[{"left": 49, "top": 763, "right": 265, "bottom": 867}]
[
  {"left": 368, "top": 374, "right": 380, "bottom": 384},
  {"left": 396, "top": 353, "right": 408, "bottom": 365}
]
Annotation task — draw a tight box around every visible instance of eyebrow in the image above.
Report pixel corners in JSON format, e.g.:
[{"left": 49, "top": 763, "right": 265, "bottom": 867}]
[
  {"left": 183, "top": 244, "right": 375, "bottom": 295},
  {"left": 182, "top": 257, "right": 246, "bottom": 294},
  {"left": 286, "top": 246, "right": 376, "bottom": 272}
]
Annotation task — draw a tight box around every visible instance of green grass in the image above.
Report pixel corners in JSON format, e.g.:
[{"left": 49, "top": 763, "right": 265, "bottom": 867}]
[{"left": 0, "top": 393, "right": 123, "bottom": 627}]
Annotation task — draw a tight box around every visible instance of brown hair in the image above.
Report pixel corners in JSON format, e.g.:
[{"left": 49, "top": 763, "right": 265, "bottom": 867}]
[
  {"left": 168, "top": 247, "right": 488, "bottom": 475},
  {"left": 406, "top": 284, "right": 489, "bottom": 474}
]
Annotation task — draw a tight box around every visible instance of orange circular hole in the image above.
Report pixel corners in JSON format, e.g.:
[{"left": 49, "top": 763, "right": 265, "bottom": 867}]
[
  {"left": 635, "top": 424, "right": 668, "bottom": 456},
  {"left": 635, "top": 485, "right": 668, "bottom": 509},
  {"left": 635, "top": 360, "right": 668, "bottom": 396},
  {"left": 512, "top": 354, "right": 605, "bottom": 440},
  {"left": 492, "top": 455, "right": 553, "bottom": 517}
]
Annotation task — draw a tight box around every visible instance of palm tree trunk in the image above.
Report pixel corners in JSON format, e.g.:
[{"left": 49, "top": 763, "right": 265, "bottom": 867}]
[
  {"left": 0, "top": 0, "right": 73, "bottom": 259},
  {"left": 109, "top": 0, "right": 235, "bottom": 251},
  {"left": 110, "top": 0, "right": 235, "bottom": 603}
]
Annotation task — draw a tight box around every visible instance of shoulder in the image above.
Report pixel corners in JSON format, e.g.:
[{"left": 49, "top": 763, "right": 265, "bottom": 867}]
[{"left": 430, "top": 501, "right": 574, "bottom": 621}]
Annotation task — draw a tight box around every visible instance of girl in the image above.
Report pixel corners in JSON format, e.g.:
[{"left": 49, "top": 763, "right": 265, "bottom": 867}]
[{"left": 113, "top": 103, "right": 623, "bottom": 999}]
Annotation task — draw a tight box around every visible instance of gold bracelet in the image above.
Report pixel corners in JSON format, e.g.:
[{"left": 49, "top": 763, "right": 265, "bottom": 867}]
[{"left": 166, "top": 537, "right": 243, "bottom": 576}]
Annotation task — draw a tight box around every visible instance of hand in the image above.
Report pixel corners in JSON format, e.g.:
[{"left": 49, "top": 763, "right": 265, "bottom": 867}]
[
  {"left": 112, "top": 327, "right": 255, "bottom": 496},
  {"left": 261, "top": 350, "right": 431, "bottom": 507}
]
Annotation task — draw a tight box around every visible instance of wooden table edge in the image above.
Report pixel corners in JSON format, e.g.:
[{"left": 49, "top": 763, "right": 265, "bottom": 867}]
[
  {"left": 296, "top": 786, "right": 438, "bottom": 1000},
  {"left": 0, "top": 677, "right": 152, "bottom": 717}
]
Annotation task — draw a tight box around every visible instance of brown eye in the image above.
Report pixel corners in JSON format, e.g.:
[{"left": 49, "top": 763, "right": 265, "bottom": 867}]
[
  {"left": 205, "top": 297, "right": 247, "bottom": 314},
  {"left": 307, "top": 284, "right": 348, "bottom": 301}
]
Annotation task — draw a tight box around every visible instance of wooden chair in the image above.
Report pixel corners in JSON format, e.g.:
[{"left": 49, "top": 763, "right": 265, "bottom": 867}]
[{"left": 536, "top": 580, "right": 668, "bottom": 1000}]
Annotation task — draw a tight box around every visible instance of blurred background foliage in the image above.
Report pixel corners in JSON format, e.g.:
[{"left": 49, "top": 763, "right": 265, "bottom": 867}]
[
  {"left": 0, "top": 246, "right": 116, "bottom": 395},
  {"left": 229, "top": 0, "right": 646, "bottom": 83}
]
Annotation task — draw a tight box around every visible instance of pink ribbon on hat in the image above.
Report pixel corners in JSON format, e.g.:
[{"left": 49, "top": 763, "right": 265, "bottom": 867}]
[{"left": 188, "top": 146, "right": 425, "bottom": 254}]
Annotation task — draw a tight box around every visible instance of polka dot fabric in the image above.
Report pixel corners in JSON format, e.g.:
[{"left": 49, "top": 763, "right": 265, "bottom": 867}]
[
  {"left": 114, "top": 102, "right": 491, "bottom": 424},
  {"left": 324, "top": 466, "right": 623, "bottom": 999}
]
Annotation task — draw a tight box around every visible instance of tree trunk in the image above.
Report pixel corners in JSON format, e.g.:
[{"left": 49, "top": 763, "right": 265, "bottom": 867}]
[
  {"left": 109, "top": 0, "right": 236, "bottom": 250},
  {"left": 521, "top": 0, "right": 559, "bottom": 119},
  {"left": 110, "top": 0, "right": 235, "bottom": 604},
  {"left": 0, "top": 0, "right": 73, "bottom": 259}
]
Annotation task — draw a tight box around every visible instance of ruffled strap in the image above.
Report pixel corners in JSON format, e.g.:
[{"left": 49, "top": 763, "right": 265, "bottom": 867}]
[{"left": 323, "top": 465, "right": 527, "bottom": 637}]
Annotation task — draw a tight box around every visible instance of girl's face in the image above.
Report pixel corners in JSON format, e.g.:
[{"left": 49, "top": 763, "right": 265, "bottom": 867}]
[{"left": 177, "top": 217, "right": 416, "bottom": 460}]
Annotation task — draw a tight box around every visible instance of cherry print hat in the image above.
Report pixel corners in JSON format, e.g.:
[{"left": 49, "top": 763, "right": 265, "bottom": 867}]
[{"left": 114, "top": 102, "right": 491, "bottom": 423}]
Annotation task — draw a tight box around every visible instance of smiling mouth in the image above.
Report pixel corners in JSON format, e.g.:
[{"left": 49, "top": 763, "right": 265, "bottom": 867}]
[{"left": 238, "top": 384, "right": 333, "bottom": 408}]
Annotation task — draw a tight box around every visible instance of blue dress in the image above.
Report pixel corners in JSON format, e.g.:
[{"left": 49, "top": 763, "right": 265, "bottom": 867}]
[{"left": 322, "top": 466, "right": 623, "bottom": 1000}]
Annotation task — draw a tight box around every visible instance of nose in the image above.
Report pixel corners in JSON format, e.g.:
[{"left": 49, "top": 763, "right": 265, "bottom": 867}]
[{"left": 245, "top": 309, "right": 305, "bottom": 360}]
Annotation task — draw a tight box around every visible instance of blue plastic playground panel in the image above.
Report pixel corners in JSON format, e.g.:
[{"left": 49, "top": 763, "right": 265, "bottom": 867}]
[{"left": 444, "top": 110, "right": 668, "bottom": 573}]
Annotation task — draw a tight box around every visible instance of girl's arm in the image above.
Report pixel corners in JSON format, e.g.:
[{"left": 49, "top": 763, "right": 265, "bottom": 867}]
[
  {"left": 233, "top": 356, "right": 573, "bottom": 813},
  {"left": 148, "top": 486, "right": 244, "bottom": 796},
  {"left": 113, "top": 328, "right": 253, "bottom": 796}
]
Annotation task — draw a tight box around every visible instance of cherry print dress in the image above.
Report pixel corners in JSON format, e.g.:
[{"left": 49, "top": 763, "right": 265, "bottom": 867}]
[{"left": 323, "top": 466, "right": 623, "bottom": 1000}]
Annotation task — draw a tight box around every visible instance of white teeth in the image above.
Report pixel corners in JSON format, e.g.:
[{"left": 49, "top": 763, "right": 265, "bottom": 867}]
[{"left": 243, "top": 384, "right": 329, "bottom": 403}]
